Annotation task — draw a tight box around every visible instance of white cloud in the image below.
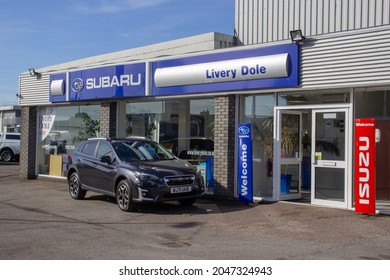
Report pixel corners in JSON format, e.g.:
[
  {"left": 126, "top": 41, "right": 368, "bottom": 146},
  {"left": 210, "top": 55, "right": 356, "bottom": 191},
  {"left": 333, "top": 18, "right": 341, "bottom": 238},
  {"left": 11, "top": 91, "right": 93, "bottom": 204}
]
[{"left": 76, "top": 0, "right": 174, "bottom": 14}]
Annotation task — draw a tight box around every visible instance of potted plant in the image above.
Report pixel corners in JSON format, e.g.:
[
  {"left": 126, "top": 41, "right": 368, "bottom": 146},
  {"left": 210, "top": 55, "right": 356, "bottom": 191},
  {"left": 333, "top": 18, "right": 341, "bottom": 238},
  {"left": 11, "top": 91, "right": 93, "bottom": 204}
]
[
  {"left": 259, "top": 117, "right": 274, "bottom": 177},
  {"left": 261, "top": 115, "right": 299, "bottom": 194},
  {"left": 279, "top": 120, "right": 299, "bottom": 194}
]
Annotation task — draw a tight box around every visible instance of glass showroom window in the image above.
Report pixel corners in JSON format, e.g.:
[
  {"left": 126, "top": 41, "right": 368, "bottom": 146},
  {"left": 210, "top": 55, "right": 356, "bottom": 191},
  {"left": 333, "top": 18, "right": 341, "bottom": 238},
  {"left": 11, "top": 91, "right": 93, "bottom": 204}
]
[
  {"left": 126, "top": 99, "right": 215, "bottom": 193},
  {"left": 239, "top": 94, "right": 275, "bottom": 198},
  {"left": 126, "top": 99, "right": 214, "bottom": 157},
  {"left": 354, "top": 88, "right": 390, "bottom": 204},
  {"left": 37, "top": 105, "right": 100, "bottom": 176}
]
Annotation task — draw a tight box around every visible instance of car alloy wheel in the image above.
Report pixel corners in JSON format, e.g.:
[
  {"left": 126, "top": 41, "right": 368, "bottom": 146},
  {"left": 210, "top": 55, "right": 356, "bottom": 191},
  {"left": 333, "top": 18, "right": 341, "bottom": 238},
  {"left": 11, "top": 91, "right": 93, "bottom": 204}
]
[
  {"left": 0, "top": 149, "right": 13, "bottom": 162},
  {"left": 116, "top": 180, "right": 135, "bottom": 212},
  {"left": 68, "top": 172, "right": 86, "bottom": 199}
]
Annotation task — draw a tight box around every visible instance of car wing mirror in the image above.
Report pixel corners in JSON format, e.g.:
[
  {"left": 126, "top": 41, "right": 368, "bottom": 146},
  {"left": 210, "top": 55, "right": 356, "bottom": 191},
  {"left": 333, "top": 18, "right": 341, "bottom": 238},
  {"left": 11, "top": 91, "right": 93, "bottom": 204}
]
[{"left": 100, "top": 155, "right": 112, "bottom": 163}]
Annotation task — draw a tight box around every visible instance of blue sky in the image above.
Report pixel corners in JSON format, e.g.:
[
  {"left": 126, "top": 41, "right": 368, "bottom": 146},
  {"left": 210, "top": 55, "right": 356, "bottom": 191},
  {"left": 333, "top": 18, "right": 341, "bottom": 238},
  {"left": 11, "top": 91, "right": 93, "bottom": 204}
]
[{"left": 0, "top": 0, "right": 234, "bottom": 105}]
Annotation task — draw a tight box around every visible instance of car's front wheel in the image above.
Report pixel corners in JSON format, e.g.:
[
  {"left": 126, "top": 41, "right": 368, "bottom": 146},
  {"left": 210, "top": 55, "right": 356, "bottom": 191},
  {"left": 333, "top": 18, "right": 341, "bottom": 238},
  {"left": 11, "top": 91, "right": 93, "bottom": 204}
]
[
  {"left": 116, "top": 180, "right": 136, "bottom": 212},
  {"left": 68, "top": 171, "right": 86, "bottom": 199},
  {"left": 0, "top": 149, "right": 14, "bottom": 162}
]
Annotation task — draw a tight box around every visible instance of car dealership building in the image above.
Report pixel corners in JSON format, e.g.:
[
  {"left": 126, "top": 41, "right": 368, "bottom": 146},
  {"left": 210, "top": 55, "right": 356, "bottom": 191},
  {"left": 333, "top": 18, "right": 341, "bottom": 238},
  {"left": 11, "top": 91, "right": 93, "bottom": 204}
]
[{"left": 19, "top": 0, "right": 390, "bottom": 213}]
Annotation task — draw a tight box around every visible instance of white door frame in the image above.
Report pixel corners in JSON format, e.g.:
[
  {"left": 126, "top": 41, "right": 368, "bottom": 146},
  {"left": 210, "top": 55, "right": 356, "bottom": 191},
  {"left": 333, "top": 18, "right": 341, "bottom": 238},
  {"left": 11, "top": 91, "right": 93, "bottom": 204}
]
[
  {"left": 311, "top": 108, "right": 351, "bottom": 209},
  {"left": 274, "top": 104, "right": 353, "bottom": 209}
]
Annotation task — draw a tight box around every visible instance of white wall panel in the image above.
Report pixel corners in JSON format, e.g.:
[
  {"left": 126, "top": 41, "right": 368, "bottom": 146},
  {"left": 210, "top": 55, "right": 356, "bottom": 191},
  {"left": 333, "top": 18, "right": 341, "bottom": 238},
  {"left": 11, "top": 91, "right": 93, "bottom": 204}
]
[
  {"left": 300, "top": 27, "right": 390, "bottom": 88},
  {"left": 19, "top": 75, "right": 50, "bottom": 106},
  {"left": 384, "top": 0, "right": 390, "bottom": 24},
  {"left": 235, "top": 0, "right": 390, "bottom": 45}
]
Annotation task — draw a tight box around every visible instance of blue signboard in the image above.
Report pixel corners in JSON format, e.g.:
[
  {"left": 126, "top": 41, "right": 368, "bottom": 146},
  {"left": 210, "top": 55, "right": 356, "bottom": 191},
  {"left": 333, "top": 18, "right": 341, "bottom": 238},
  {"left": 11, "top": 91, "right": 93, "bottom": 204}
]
[
  {"left": 49, "top": 73, "right": 67, "bottom": 103},
  {"left": 152, "top": 43, "right": 299, "bottom": 96},
  {"left": 237, "top": 124, "right": 253, "bottom": 203},
  {"left": 50, "top": 63, "right": 146, "bottom": 102}
]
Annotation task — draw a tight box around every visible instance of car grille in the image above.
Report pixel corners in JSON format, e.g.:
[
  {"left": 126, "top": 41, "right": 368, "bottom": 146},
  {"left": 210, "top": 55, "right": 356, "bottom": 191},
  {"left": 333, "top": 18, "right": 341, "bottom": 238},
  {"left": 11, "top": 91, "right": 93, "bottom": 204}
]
[{"left": 164, "top": 175, "right": 195, "bottom": 187}]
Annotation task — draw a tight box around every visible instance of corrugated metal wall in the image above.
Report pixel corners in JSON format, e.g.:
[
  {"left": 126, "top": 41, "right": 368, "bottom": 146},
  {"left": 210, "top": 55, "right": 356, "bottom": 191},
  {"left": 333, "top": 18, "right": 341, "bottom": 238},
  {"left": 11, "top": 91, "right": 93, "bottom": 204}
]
[
  {"left": 235, "top": 0, "right": 390, "bottom": 45},
  {"left": 301, "top": 26, "right": 390, "bottom": 88},
  {"left": 19, "top": 75, "right": 50, "bottom": 106}
]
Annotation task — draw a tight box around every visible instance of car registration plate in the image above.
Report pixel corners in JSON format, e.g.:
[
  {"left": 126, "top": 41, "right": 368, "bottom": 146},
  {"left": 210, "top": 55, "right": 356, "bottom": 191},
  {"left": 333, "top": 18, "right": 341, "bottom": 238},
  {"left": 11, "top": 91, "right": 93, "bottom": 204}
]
[{"left": 170, "top": 186, "right": 192, "bottom": 194}]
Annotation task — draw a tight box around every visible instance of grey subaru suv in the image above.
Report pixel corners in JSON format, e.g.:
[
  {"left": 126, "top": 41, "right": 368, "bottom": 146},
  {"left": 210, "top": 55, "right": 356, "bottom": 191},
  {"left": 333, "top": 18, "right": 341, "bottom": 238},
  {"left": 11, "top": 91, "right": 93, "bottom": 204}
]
[{"left": 66, "top": 138, "right": 204, "bottom": 212}]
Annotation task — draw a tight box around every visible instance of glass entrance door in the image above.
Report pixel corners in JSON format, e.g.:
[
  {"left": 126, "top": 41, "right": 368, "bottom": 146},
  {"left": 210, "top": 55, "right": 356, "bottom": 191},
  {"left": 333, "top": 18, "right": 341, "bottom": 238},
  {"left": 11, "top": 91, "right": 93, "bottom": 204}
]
[
  {"left": 275, "top": 111, "right": 302, "bottom": 200},
  {"left": 311, "top": 109, "right": 349, "bottom": 208}
]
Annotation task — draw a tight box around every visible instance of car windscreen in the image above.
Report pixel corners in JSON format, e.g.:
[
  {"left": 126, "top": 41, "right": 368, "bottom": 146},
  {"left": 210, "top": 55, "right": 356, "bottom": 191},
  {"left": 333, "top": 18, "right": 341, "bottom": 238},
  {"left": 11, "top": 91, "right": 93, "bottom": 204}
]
[{"left": 112, "top": 141, "right": 175, "bottom": 162}]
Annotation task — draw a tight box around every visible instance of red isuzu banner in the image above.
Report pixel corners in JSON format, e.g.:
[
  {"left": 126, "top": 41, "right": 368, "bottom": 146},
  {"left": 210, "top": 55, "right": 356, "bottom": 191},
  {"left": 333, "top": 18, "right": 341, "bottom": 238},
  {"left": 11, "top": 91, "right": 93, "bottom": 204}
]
[{"left": 355, "top": 118, "right": 376, "bottom": 214}]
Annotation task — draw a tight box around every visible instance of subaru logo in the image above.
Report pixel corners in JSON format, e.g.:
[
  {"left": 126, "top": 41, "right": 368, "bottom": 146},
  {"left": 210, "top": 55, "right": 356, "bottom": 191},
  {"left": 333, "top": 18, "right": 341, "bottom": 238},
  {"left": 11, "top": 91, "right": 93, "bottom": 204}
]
[
  {"left": 71, "top": 78, "right": 84, "bottom": 92},
  {"left": 238, "top": 126, "right": 250, "bottom": 135}
]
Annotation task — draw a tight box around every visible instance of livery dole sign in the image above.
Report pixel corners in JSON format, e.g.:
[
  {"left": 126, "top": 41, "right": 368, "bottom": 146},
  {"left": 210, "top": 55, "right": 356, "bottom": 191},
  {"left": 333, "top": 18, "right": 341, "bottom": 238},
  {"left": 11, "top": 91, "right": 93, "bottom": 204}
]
[{"left": 152, "top": 43, "right": 299, "bottom": 96}]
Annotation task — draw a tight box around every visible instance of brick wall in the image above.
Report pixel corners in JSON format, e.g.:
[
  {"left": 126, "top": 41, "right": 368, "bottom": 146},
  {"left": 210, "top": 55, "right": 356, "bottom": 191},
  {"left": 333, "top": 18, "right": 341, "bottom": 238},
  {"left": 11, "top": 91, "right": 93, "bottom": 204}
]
[
  {"left": 213, "top": 95, "right": 236, "bottom": 198},
  {"left": 100, "top": 102, "right": 117, "bottom": 138},
  {"left": 20, "top": 106, "right": 37, "bottom": 179},
  {"left": 109, "top": 102, "right": 117, "bottom": 137}
]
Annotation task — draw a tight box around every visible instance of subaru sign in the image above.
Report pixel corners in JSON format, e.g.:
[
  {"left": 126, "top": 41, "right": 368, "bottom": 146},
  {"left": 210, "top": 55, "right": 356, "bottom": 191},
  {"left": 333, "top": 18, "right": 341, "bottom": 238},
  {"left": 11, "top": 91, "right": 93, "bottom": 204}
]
[
  {"left": 50, "top": 63, "right": 146, "bottom": 102},
  {"left": 237, "top": 124, "right": 253, "bottom": 203}
]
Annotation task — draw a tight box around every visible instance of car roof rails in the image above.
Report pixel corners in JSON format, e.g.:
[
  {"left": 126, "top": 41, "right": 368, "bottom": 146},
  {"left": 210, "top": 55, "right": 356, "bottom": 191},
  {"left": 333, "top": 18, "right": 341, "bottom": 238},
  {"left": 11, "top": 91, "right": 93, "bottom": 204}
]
[
  {"left": 87, "top": 137, "right": 111, "bottom": 141},
  {"left": 124, "top": 136, "right": 152, "bottom": 140}
]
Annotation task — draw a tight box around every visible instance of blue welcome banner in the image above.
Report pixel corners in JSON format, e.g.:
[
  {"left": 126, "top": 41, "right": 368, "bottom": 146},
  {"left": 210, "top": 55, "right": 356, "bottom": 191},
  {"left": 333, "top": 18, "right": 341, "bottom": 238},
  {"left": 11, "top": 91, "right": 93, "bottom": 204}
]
[{"left": 237, "top": 124, "right": 253, "bottom": 203}]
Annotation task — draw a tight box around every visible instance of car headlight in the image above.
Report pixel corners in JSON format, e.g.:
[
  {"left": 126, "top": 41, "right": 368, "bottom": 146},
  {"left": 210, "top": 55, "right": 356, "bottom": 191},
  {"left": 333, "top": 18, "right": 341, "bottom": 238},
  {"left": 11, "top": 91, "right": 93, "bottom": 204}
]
[
  {"left": 196, "top": 170, "right": 205, "bottom": 186},
  {"left": 135, "top": 172, "right": 159, "bottom": 181}
]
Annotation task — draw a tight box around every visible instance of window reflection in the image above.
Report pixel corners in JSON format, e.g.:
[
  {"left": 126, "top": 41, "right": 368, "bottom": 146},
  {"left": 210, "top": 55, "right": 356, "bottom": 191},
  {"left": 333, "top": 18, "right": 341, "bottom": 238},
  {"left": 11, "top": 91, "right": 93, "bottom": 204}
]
[
  {"left": 278, "top": 91, "right": 349, "bottom": 105},
  {"left": 37, "top": 105, "right": 101, "bottom": 176},
  {"left": 354, "top": 88, "right": 390, "bottom": 202},
  {"left": 240, "top": 94, "right": 275, "bottom": 198},
  {"left": 126, "top": 99, "right": 215, "bottom": 194},
  {"left": 125, "top": 99, "right": 214, "bottom": 159}
]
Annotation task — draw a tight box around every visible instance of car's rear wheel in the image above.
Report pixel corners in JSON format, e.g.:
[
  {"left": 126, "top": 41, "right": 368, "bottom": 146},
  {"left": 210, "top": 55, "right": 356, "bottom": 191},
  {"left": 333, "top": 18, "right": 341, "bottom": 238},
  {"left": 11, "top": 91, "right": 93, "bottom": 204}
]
[
  {"left": 116, "top": 180, "right": 136, "bottom": 212},
  {"left": 0, "top": 149, "right": 14, "bottom": 162},
  {"left": 68, "top": 171, "right": 86, "bottom": 199},
  {"left": 178, "top": 198, "right": 196, "bottom": 206}
]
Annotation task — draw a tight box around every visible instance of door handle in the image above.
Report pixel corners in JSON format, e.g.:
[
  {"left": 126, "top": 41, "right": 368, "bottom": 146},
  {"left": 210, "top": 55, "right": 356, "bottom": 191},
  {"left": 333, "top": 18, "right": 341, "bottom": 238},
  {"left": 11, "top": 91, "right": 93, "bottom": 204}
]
[{"left": 323, "top": 162, "right": 337, "bottom": 166}]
